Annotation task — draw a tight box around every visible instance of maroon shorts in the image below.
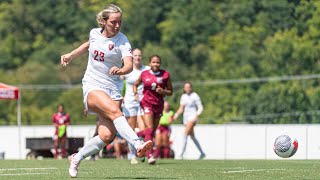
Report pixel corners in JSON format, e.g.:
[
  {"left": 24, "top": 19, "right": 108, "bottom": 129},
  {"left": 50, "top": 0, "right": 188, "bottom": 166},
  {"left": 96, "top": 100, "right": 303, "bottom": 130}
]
[
  {"left": 140, "top": 100, "right": 164, "bottom": 119},
  {"left": 156, "top": 125, "right": 171, "bottom": 136}
]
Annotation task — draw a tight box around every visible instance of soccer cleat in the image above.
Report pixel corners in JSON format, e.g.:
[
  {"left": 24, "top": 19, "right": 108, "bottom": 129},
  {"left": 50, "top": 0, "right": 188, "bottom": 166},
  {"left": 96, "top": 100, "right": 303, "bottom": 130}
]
[
  {"left": 130, "top": 157, "right": 139, "bottom": 165},
  {"left": 139, "top": 157, "right": 146, "bottom": 163},
  {"left": 199, "top": 153, "right": 206, "bottom": 160},
  {"left": 68, "top": 153, "right": 80, "bottom": 178},
  {"left": 136, "top": 140, "right": 153, "bottom": 158},
  {"left": 148, "top": 156, "right": 156, "bottom": 165}
]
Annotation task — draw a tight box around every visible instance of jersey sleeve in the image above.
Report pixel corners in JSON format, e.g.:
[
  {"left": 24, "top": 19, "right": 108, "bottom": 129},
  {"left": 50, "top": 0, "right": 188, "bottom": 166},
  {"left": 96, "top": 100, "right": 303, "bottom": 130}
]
[
  {"left": 89, "top": 29, "right": 95, "bottom": 44},
  {"left": 194, "top": 93, "right": 204, "bottom": 115},
  {"left": 119, "top": 36, "right": 133, "bottom": 59}
]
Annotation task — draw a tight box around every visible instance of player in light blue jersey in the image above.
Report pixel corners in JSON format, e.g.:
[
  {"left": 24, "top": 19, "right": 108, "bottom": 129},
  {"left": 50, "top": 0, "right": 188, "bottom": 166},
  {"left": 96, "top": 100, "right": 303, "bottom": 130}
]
[
  {"left": 173, "top": 82, "right": 205, "bottom": 159},
  {"left": 121, "top": 48, "right": 150, "bottom": 164},
  {"left": 61, "top": 4, "right": 152, "bottom": 178}
]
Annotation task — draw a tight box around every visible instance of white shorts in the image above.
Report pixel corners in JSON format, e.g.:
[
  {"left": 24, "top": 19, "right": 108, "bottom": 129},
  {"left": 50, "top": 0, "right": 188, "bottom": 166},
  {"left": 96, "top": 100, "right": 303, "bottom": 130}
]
[
  {"left": 83, "top": 83, "right": 123, "bottom": 115},
  {"left": 183, "top": 113, "right": 198, "bottom": 125},
  {"left": 122, "top": 105, "right": 144, "bottom": 117}
]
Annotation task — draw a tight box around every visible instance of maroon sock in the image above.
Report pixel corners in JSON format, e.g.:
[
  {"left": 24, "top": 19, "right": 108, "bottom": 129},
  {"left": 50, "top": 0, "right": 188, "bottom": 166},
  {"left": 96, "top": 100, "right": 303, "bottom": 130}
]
[
  {"left": 61, "top": 147, "right": 66, "bottom": 158},
  {"left": 144, "top": 128, "right": 154, "bottom": 158},
  {"left": 137, "top": 130, "right": 145, "bottom": 138},
  {"left": 154, "top": 146, "right": 161, "bottom": 158},
  {"left": 54, "top": 148, "right": 58, "bottom": 159},
  {"left": 163, "top": 146, "right": 170, "bottom": 158}
]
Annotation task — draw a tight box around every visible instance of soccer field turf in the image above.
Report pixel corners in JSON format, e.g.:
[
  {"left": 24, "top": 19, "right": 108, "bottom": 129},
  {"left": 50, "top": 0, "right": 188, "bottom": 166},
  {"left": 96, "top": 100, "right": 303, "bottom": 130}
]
[{"left": 0, "top": 159, "right": 319, "bottom": 179}]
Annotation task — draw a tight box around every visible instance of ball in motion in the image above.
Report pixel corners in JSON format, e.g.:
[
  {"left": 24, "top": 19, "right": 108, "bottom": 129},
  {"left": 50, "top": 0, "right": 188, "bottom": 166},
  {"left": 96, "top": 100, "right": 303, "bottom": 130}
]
[{"left": 273, "top": 135, "right": 298, "bottom": 158}]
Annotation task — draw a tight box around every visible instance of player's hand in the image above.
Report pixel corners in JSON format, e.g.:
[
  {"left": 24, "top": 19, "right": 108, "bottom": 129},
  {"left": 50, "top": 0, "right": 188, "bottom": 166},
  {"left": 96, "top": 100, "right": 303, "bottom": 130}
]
[
  {"left": 156, "top": 86, "right": 165, "bottom": 94},
  {"left": 109, "top": 67, "right": 122, "bottom": 75},
  {"left": 168, "top": 117, "right": 174, "bottom": 124},
  {"left": 134, "top": 93, "right": 139, "bottom": 101},
  {"left": 61, "top": 53, "right": 73, "bottom": 66}
]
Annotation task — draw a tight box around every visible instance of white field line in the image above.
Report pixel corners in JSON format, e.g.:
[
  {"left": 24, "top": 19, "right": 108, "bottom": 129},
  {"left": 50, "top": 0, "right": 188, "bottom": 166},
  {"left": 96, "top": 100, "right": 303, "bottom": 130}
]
[
  {"left": 223, "top": 168, "right": 285, "bottom": 173},
  {"left": 0, "top": 167, "right": 57, "bottom": 171},
  {"left": 0, "top": 172, "right": 49, "bottom": 176}
]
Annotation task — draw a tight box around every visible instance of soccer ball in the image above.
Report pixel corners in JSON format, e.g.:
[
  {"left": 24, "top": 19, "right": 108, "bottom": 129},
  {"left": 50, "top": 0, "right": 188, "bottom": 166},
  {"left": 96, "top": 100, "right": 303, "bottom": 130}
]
[{"left": 273, "top": 135, "right": 298, "bottom": 158}]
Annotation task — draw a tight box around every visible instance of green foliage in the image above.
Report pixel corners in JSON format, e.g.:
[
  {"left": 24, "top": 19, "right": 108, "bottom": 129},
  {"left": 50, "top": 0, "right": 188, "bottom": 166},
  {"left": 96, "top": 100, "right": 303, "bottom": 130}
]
[
  {"left": 159, "top": 0, "right": 219, "bottom": 65},
  {"left": 241, "top": 82, "right": 309, "bottom": 124},
  {"left": 1, "top": 0, "right": 320, "bottom": 125}
]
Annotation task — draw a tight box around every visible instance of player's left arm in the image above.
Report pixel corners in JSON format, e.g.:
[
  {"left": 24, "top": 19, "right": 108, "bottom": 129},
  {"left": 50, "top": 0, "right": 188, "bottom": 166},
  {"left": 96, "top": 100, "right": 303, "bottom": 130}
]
[
  {"left": 110, "top": 40, "right": 133, "bottom": 75},
  {"left": 191, "top": 94, "right": 204, "bottom": 122},
  {"left": 195, "top": 94, "right": 204, "bottom": 116},
  {"left": 110, "top": 56, "right": 133, "bottom": 75}
]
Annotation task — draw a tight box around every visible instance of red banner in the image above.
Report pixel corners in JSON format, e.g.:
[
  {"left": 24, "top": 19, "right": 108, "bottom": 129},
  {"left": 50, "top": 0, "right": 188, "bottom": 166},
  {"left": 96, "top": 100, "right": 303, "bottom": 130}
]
[{"left": 0, "top": 83, "right": 19, "bottom": 100}]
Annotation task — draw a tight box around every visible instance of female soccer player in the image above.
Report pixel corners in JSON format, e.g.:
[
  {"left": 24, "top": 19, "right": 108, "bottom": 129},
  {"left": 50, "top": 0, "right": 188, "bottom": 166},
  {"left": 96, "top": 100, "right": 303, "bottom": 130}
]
[
  {"left": 60, "top": 4, "right": 152, "bottom": 178},
  {"left": 52, "top": 104, "right": 70, "bottom": 159},
  {"left": 122, "top": 48, "right": 149, "bottom": 164},
  {"left": 133, "top": 55, "right": 173, "bottom": 164},
  {"left": 154, "top": 101, "right": 175, "bottom": 159},
  {"left": 173, "top": 82, "right": 206, "bottom": 159}
]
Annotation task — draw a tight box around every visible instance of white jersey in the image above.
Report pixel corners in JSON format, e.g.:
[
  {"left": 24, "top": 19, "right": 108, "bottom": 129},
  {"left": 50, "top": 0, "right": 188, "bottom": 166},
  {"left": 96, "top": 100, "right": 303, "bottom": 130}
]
[
  {"left": 82, "top": 28, "right": 132, "bottom": 91},
  {"left": 124, "top": 65, "right": 150, "bottom": 107},
  {"left": 180, "top": 92, "right": 204, "bottom": 122}
]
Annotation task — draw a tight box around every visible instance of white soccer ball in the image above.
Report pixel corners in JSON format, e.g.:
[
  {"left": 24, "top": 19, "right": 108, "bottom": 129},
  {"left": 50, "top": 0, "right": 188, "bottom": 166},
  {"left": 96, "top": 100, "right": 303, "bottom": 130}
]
[{"left": 274, "top": 135, "right": 298, "bottom": 158}]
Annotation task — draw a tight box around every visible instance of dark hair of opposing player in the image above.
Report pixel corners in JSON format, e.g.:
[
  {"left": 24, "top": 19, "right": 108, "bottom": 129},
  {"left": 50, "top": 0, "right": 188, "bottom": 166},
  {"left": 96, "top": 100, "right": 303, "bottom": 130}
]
[{"left": 148, "top": 54, "right": 161, "bottom": 62}]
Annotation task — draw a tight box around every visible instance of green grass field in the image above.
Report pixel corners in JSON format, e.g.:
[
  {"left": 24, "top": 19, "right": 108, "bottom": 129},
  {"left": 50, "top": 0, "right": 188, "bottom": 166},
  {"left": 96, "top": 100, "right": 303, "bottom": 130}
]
[{"left": 0, "top": 159, "right": 319, "bottom": 180}]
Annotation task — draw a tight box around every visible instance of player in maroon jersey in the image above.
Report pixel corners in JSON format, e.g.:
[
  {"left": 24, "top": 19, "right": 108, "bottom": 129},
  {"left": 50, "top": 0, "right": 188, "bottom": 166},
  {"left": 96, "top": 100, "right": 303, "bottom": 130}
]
[
  {"left": 133, "top": 55, "right": 173, "bottom": 164},
  {"left": 52, "top": 104, "right": 70, "bottom": 159}
]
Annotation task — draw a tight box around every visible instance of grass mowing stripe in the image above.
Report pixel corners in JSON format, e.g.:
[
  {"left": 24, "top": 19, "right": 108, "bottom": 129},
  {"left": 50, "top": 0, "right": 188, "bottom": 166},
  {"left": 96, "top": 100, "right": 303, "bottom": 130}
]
[
  {"left": 0, "top": 167, "right": 58, "bottom": 171},
  {"left": 0, "top": 173, "right": 49, "bottom": 176},
  {"left": 222, "top": 168, "right": 285, "bottom": 173}
]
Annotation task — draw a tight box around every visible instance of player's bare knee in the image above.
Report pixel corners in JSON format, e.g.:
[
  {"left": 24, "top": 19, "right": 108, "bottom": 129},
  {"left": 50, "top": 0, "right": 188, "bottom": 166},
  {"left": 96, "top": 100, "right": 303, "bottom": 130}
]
[
  {"left": 99, "top": 131, "right": 116, "bottom": 144},
  {"left": 106, "top": 106, "right": 122, "bottom": 120}
]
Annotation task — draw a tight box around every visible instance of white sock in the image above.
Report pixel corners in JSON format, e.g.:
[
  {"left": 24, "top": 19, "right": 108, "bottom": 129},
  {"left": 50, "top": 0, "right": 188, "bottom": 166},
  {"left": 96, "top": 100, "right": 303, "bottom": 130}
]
[
  {"left": 180, "top": 134, "right": 188, "bottom": 157},
  {"left": 74, "top": 135, "right": 106, "bottom": 162},
  {"left": 127, "top": 142, "right": 137, "bottom": 160},
  {"left": 191, "top": 135, "right": 205, "bottom": 155},
  {"left": 114, "top": 116, "right": 141, "bottom": 149}
]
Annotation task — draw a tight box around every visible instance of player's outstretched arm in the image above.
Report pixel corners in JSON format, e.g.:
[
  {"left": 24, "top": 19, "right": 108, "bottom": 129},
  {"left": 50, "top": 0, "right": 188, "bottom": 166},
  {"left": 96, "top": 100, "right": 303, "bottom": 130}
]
[
  {"left": 173, "top": 104, "right": 185, "bottom": 120},
  {"left": 61, "top": 41, "right": 89, "bottom": 66}
]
